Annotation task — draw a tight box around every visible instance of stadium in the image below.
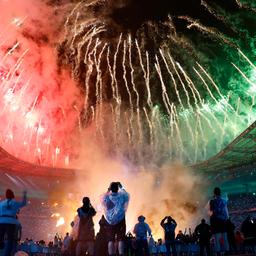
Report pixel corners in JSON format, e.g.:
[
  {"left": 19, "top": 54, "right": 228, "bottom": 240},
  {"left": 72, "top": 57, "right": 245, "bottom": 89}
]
[{"left": 1, "top": 0, "right": 256, "bottom": 255}]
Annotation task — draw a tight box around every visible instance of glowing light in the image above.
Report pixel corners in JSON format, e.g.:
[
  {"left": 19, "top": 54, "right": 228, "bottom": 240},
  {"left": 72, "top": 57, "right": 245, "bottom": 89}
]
[
  {"left": 55, "top": 147, "right": 60, "bottom": 155},
  {"left": 213, "top": 98, "right": 229, "bottom": 112},
  {"left": 51, "top": 213, "right": 60, "bottom": 218},
  {"left": 11, "top": 17, "right": 24, "bottom": 27},
  {"left": 6, "top": 133, "right": 13, "bottom": 140},
  {"left": 25, "top": 112, "right": 38, "bottom": 128},
  {"left": 65, "top": 155, "right": 69, "bottom": 166},
  {"left": 56, "top": 217, "right": 65, "bottom": 227},
  {"left": 248, "top": 85, "right": 256, "bottom": 95},
  {"left": 4, "top": 89, "right": 14, "bottom": 103},
  {"left": 37, "top": 126, "right": 45, "bottom": 134},
  {"left": 201, "top": 103, "right": 211, "bottom": 112},
  {"left": 0, "top": 0, "right": 256, "bottom": 170}
]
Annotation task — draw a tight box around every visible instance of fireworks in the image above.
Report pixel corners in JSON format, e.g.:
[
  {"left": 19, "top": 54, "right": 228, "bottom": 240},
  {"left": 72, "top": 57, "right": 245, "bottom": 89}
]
[
  {"left": 0, "top": 0, "right": 82, "bottom": 167},
  {"left": 0, "top": 0, "right": 256, "bottom": 168},
  {"left": 58, "top": 0, "right": 256, "bottom": 166}
]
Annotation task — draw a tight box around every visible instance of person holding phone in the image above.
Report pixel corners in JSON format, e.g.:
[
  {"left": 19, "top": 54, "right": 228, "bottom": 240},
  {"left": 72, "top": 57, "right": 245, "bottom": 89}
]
[
  {"left": 76, "top": 197, "right": 96, "bottom": 256},
  {"left": 101, "top": 182, "right": 130, "bottom": 256}
]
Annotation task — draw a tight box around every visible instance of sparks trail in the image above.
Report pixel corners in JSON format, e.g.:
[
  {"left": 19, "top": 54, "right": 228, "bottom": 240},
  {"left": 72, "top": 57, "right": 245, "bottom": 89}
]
[
  {"left": 59, "top": 0, "right": 256, "bottom": 111},
  {"left": 54, "top": 0, "right": 256, "bottom": 166},
  {"left": 0, "top": 0, "right": 83, "bottom": 168},
  {"left": 0, "top": 0, "right": 256, "bottom": 168}
]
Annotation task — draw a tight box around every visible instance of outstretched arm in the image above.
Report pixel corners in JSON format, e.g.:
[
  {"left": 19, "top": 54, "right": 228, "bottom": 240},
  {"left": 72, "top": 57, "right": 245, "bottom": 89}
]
[{"left": 17, "top": 191, "right": 27, "bottom": 208}]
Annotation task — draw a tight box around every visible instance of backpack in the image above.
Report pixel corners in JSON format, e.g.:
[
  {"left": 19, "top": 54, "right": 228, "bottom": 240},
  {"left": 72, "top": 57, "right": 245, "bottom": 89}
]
[
  {"left": 211, "top": 198, "right": 227, "bottom": 220},
  {"left": 136, "top": 223, "right": 147, "bottom": 239}
]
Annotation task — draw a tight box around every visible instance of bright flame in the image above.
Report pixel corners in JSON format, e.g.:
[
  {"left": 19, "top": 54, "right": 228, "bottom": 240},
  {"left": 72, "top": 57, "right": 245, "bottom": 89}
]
[
  {"left": 56, "top": 217, "right": 65, "bottom": 227},
  {"left": 51, "top": 213, "right": 60, "bottom": 218}
]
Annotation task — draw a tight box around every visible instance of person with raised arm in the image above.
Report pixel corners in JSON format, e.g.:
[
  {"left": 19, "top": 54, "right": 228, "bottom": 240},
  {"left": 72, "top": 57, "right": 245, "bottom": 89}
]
[
  {"left": 76, "top": 197, "right": 96, "bottom": 256},
  {"left": 161, "top": 216, "right": 177, "bottom": 256},
  {"left": 0, "top": 189, "right": 27, "bottom": 256},
  {"left": 101, "top": 182, "right": 130, "bottom": 256}
]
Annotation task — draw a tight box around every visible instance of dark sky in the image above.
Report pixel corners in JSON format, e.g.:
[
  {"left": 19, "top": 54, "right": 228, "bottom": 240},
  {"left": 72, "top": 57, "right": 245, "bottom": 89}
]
[{"left": 110, "top": 0, "right": 241, "bottom": 32}]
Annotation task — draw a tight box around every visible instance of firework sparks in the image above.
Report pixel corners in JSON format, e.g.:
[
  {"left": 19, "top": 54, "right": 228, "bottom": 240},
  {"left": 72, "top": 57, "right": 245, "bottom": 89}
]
[{"left": 0, "top": 0, "right": 255, "bottom": 168}]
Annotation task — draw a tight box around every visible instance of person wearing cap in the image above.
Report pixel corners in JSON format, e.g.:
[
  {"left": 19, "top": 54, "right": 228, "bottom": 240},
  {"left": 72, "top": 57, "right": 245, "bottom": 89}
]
[
  {"left": 101, "top": 182, "right": 129, "bottom": 256},
  {"left": 0, "top": 189, "right": 27, "bottom": 256},
  {"left": 133, "top": 215, "right": 152, "bottom": 256},
  {"left": 76, "top": 197, "right": 96, "bottom": 256}
]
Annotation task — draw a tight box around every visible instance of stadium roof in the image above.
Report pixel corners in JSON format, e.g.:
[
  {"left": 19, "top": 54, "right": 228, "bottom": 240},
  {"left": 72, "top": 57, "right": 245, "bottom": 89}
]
[
  {"left": 0, "top": 147, "right": 77, "bottom": 198},
  {"left": 191, "top": 120, "right": 256, "bottom": 174},
  {"left": 1, "top": 120, "right": 256, "bottom": 195},
  {"left": 0, "top": 146, "right": 75, "bottom": 178}
]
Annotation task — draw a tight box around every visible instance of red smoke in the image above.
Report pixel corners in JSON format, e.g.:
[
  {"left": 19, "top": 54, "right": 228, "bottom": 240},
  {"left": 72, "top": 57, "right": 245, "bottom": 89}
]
[{"left": 0, "top": 0, "right": 82, "bottom": 168}]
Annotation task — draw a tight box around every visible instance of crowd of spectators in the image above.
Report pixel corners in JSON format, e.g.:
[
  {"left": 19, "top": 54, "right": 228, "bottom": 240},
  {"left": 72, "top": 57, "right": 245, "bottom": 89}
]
[
  {"left": 228, "top": 193, "right": 256, "bottom": 212},
  {"left": 17, "top": 202, "right": 61, "bottom": 242},
  {"left": 228, "top": 193, "right": 256, "bottom": 235},
  {"left": 1, "top": 188, "right": 256, "bottom": 255}
]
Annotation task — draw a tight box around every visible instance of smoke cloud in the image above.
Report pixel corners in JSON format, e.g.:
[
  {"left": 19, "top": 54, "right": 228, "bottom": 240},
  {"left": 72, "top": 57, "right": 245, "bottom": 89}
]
[
  {"left": 56, "top": 133, "right": 206, "bottom": 239},
  {"left": 0, "top": 0, "right": 82, "bottom": 165},
  {"left": 1, "top": 0, "right": 240, "bottom": 242}
]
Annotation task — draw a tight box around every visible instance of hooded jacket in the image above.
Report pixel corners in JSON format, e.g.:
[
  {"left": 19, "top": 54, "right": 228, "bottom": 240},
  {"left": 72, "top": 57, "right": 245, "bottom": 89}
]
[
  {"left": 101, "top": 188, "right": 129, "bottom": 225},
  {"left": 0, "top": 193, "right": 27, "bottom": 225}
]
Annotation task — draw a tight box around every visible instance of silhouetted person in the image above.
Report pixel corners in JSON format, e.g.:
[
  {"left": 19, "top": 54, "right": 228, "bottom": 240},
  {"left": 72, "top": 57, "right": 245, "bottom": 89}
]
[
  {"left": 125, "top": 232, "right": 136, "bottom": 256},
  {"left": 101, "top": 182, "right": 130, "bottom": 256},
  {"left": 195, "top": 219, "right": 211, "bottom": 256},
  {"left": 209, "top": 187, "right": 229, "bottom": 256},
  {"left": 161, "top": 216, "right": 177, "bottom": 256},
  {"left": 133, "top": 215, "right": 152, "bottom": 256},
  {"left": 69, "top": 221, "right": 77, "bottom": 256},
  {"left": 241, "top": 216, "right": 256, "bottom": 249},
  {"left": 176, "top": 230, "right": 185, "bottom": 255},
  {"left": 62, "top": 232, "right": 71, "bottom": 256},
  {"left": 226, "top": 218, "right": 236, "bottom": 253},
  {"left": 12, "top": 222, "right": 22, "bottom": 255},
  {"left": 76, "top": 197, "right": 96, "bottom": 256},
  {"left": 0, "top": 189, "right": 27, "bottom": 256},
  {"left": 95, "top": 215, "right": 108, "bottom": 256},
  {"left": 241, "top": 216, "right": 254, "bottom": 238}
]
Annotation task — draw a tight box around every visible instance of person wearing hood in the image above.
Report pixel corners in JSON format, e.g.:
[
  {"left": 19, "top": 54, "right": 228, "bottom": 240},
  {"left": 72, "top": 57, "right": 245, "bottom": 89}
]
[
  {"left": 101, "top": 182, "right": 129, "bottom": 256},
  {"left": 133, "top": 215, "right": 152, "bottom": 256},
  {"left": 76, "top": 197, "right": 96, "bottom": 256},
  {"left": 0, "top": 189, "right": 27, "bottom": 256}
]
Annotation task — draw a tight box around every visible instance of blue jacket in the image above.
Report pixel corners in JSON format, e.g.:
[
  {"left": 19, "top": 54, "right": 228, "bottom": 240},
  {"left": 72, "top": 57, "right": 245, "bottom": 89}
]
[
  {"left": 210, "top": 196, "right": 228, "bottom": 220},
  {"left": 133, "top": 221, "right": 152, "bottom": 240},
  {"left": 102, "top": 189, "right": 129, "bottom": 225},
  {"left": 0, "top": 195, "right": 27, "bottom": 225}
]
